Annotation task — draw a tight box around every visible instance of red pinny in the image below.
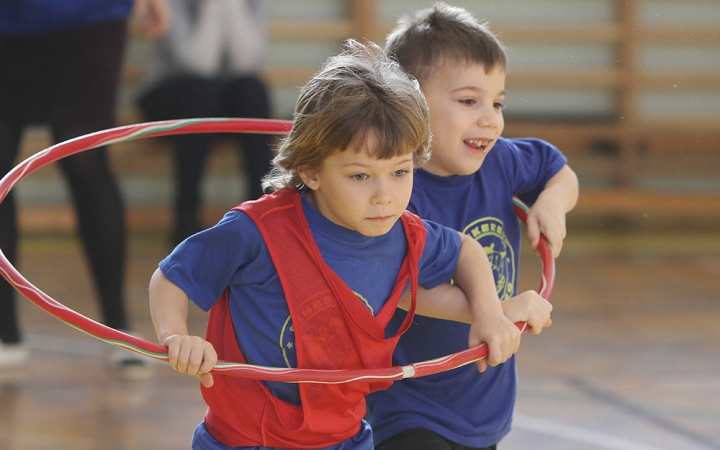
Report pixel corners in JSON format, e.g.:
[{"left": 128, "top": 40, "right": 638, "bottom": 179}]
[{"left": 201, "top": 189, "right": 427, "bottom": 448}]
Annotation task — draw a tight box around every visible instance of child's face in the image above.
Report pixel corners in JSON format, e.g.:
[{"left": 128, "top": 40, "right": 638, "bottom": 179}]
[
  {"left": 421, "top": 62, "right": 506, "bottom": 176},
  {"left": 299, "top": 133, "right": 415, "bottom": 237}
]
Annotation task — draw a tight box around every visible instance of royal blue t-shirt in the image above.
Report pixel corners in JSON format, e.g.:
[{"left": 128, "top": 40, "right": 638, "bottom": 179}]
[
  {"left": 160, "top": 191, "right": 462, "bottom": 450},
  {"left": 366, "top": 137, "right": 567, "bottom": 447},
  {"left": 0, "top": 0, "right": 133, "bottom": 35}
]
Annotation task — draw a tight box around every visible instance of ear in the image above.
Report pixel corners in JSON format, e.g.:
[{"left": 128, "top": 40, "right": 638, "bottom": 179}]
[{"left": 298, "top": 165, "right": 320, "bottom": 190}]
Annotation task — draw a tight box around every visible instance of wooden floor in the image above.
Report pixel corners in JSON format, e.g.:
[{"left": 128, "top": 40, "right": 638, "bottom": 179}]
[{"left": 1, "top": 229, "right": 719, "bottom": 450}]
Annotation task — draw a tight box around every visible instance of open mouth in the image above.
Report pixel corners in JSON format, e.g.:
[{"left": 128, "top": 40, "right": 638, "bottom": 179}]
[{"left": 464, "top": 138, "right": 491, "bottom": 151}]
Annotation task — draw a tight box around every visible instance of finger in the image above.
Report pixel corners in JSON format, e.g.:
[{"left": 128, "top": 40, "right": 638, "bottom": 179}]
[
  {"left": 199, "top": 349, "right": 217, "bottom": 375},
  {"left": 547, "top": 232, "right": 563, "bottom": 258},
  {"left": 544, "top": 223, "right": 566, "bottom": 258},
  {"left": 526, "top": 216, "right": 541, "bottom": 249},
  {"left": 512, "top": 329, "right": 522, "bottom": 355},
  {"left": 486, "top": 341, "right": 502, "bottom": 367},
  {"left": 509, "top": 325, "right": 521, "bottom": 356},
  {"left": 527, "top": 312, "right": 546, "bottom": 335},
  {"left": 165, "top": 341, "right": 180, "bottom": 370},
  {"left": 199, "top": 372, "right": 214, "bottom": 388},
  {"left": 525, "top": 321, "right": 540, "bottom": 335},
  {"left": 175, "top": 344, "right": 192, "bottom": 374},
  {"left": 475, "top": 358, "right": 488, "bottom": 373},
  {"left": 185, "top": 347, "right": 206, "bottom": 376}
]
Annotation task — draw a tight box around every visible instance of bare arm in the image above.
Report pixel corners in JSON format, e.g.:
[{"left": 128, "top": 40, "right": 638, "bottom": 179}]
[
  {"left": 149, "top": 268, "right": 217, "bottom": 387},
  {"left": 526, "top": 164, "right": 579, "bottom": 258},
  {"left": 398, "top": 283, "right": 471, "bottom": 322},
  {"left": 402, "top": 285, "right": 553, "bottom": 335}
]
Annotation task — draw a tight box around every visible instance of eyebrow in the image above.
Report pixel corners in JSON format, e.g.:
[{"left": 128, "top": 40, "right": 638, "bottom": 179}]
[
  {"left": 452, "top": 86, "right": 506, "bottom": 97},
  {"left": 342, "top": 156, "right": 414, "bottom": 168}
]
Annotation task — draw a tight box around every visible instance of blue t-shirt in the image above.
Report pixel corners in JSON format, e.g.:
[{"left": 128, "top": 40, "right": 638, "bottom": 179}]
[
  {"left": 366, "top": 137, "right": 568, "bottom": 447},
  {"left": 160, "top": 191, "right": 462, "bottom": 450},
  {"left": 0, "top": 0, "right": 133, "bottom": 35}
]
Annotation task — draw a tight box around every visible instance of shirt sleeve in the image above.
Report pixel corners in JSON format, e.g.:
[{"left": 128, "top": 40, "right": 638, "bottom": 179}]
[
  {"left": 504, "top": 137, "right": 568, "bottom": 205},
  {"left": 158, "top": 210, "right": 261, "bottom": 311},
  {"left": 417, "top": 220, "right": 462, "bottom": 290}
]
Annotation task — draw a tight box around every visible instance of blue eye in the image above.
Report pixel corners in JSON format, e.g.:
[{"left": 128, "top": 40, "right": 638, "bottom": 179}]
[
  {"left": 352, "top": 174, "right": 367, "bottom": 181},
  {"left": 393, "top": 169, "right": 409, "bottom": 177}
]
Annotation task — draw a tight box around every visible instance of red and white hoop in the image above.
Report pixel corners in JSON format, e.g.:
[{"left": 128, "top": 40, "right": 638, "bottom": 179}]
[{"left": 0, "top": 118, "right": 554, "bottom": 384}]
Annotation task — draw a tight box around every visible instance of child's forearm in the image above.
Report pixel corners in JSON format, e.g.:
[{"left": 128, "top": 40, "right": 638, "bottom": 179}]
[
  {"left": 149, "top": 268, "right": 191, "bottom": 345},
  {"left": 453, "top": 233, "right": 504, "bottom": 321},
  {"left": 540, "top": 164, "right": 579, "bottom": 213},
  {"left": 149, "top": 268, "right": 218, "bottom": 388},
  {"left": 400, "top": 283, "right": 473, "bottom": 323}
]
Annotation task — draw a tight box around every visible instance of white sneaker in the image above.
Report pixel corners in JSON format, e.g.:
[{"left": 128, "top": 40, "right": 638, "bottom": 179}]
[
  {"left": 107, "top": 331, "right": 154, "bottom": 381},
  {"left": 0, "top": 341, "right": 28, "bottom": 369}
]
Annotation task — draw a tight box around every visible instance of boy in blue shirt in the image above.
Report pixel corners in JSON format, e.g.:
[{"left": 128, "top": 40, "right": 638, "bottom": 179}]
[{"left": 367, "top": 4, "right": 579, "bottom": 449}]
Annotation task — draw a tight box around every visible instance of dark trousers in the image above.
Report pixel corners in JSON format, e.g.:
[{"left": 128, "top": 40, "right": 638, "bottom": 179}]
[
  {"left": 375, "top": 428, "right": 497, "bottom": 450},
  {"left": 0, "top": 20, "right": 129, "bottom": 343},
  {"left": 138, "top": 74, "right": 274, "bottom": 245}
]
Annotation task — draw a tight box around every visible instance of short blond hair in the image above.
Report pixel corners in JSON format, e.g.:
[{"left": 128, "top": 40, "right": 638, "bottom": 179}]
[
  {"left": 385, "top": 2, "right": 507, "bottom": 84},
  {"left": 263, "top": 39, "right": 431, "bottom": 191}
]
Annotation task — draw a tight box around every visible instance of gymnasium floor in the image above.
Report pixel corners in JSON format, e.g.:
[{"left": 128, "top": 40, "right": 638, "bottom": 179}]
[{"left": 1, "top": 229, "right": 719, "bottom": 450}]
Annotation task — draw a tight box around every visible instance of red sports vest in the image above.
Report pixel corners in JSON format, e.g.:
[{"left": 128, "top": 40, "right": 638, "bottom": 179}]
[{"left": 201, "top": 189, "right": 427, "bottom": 448}]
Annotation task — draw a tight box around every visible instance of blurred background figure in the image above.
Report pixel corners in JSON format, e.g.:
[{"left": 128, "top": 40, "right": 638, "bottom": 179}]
[
  {"left": 0, "top": 0, "right": 168, "bottom": 378},
  {"left": 138, "top": 0, "right": 274, "bottom": 246}
]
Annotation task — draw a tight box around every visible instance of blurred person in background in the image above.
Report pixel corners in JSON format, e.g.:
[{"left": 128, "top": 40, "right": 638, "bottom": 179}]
[
  {"left": 0, "top": 0, "right": 169, "bottom": 380},
  {"left": 138, "top": 0, "right": 274, "bottom": 246}
]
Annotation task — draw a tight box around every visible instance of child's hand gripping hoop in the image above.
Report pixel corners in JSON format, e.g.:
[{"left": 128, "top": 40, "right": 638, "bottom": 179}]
[{"left": 0, "top": 118, "right": 554, "bottom": 384}]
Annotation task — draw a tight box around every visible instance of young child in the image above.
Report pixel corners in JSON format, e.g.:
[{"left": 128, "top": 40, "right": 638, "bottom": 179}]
[
  {"left": 367, "top": 4, "right": 579, "bottom": 450},
  {"left": 149, "top": 39, "right": 524, "bottom": 450}
]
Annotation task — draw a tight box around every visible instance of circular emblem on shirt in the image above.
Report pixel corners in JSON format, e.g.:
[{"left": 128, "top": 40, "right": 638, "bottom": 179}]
[
  {"left": 463, "top": 217, "right": 516, "bottom": 300},
  {"left": 279, "top": 291, "right": 371, "bottom": 367},
  {"left": 280, "top": 315, "right": 296, "bottom": 367}
]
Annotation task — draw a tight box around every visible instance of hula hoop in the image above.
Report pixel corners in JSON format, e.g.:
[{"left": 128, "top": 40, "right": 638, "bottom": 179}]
[{"left": 0, "top": 118, "right": 554, "bottom": 384}]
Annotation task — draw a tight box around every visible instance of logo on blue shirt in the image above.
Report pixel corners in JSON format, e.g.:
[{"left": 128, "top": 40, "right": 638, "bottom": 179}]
[
  {"left": 464, "top": 217, "right": 516, "bottom": 300},
  {"left": 279, "top": 291, "right": 373, "bottom": 368}
]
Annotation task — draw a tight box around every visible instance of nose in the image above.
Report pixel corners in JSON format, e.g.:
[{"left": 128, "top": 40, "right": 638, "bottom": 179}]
[
  {"left": 477, "top": 104, "right": 499, "bottom": 129},
  {"left": 372, "top": 178, "right": 392, "bottom": 205}
]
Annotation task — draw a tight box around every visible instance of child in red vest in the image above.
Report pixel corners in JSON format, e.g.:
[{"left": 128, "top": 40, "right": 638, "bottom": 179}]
[{"left": 149, "top": 39, "right": 539, "bottom": 450}]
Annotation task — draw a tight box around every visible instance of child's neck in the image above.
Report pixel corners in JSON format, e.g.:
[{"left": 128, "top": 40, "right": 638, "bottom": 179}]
[{"left": 304, "top": 189, "right": 317, "bottom": 209}]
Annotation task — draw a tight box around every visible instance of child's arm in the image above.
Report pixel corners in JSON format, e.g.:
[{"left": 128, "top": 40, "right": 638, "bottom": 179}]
[
  {"left": 149, "top": 268, "right": 217, "bottom": 388},
  {"left": 402, "top": 286, "right": 552, "bottom": 335},
  {"left": 526, "top": 164, "right": 579, "bottom": 258},
  {"left": 454, "top": 233, "right": 522, "bottom": 372},
  {"left": 398, "top": 283, "right": 471, "bottom": 321}
]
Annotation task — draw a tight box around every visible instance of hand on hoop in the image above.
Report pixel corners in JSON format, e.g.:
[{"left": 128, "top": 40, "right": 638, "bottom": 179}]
[
  {"left": 469, "top": 308, "right": 521, "bottom": 373},
  {"left": 163, "top": 334, "right": 217, "bottom": 388},
  {"left": 525, "top": 166, "right": 579, "bottom": 259},
  {"left": 501, "top": 291, "right": 553, "bottom": 335}
]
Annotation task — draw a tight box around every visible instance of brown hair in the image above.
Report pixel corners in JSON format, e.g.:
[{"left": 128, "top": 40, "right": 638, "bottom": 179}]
[
  {"left": 263, "top": 39, "right": 431, "bottom": 191},
  {"left": 385, "top": 2, "right": 507, "bottom": 84}
]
